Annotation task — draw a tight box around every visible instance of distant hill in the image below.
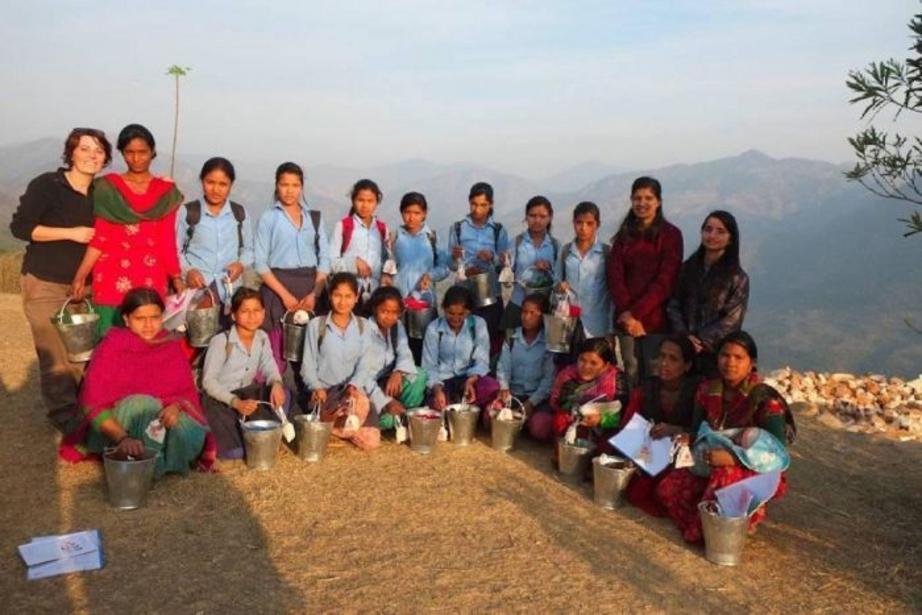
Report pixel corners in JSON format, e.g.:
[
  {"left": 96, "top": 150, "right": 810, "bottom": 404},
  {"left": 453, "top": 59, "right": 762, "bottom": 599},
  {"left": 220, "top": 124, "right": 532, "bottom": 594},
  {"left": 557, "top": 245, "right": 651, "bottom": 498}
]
[{"left": 1, "top": 140, "right": 919, "bottom": 375}]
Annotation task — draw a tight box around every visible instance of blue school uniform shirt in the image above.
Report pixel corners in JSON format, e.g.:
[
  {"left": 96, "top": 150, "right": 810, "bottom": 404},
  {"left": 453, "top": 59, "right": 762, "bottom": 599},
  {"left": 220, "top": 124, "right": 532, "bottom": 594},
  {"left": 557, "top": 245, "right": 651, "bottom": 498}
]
[
  {"left": 176, "top": 199, "right": 255, "bottom": 303},
  {"left": 367, "top": 320, "right": 419, "bottom": 410},
  {"left": 201, "top": 327, "right": 281, "bottom": 405},
  {"left": 496, "top": 327, "right": 555, "bottom": 406},
  {"left": 329, "top": 214, "right": 387, "bottom": 286},
  {"left": 392, "top": 224, "right": 450, "bottom": 299},
  {"left": 509, "top": 231, "right": 559, "bottom": 306},
  {"left": 555, "top": 237, "right": 613, "bottom": 338},
  {"left": 300, "top": 314, "right": 378, "bottom": 393},
  {"left": 253, "top": 202, "right": 331, "bottom": 274},
  {"left": 448, "top": 216, "right": 510, "bottom": 295},
  {"left": 421, "top": 315, "right": 490, "bottom": 389}
]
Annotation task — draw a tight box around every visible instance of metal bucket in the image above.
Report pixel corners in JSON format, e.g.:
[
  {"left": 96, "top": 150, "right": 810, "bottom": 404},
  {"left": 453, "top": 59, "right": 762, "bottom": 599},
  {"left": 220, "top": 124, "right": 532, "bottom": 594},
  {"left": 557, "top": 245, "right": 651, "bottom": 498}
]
[
  {"left": 404, "top": 305, "right": 438, "bottom": 339},
  {"left": 51, "top": 298, "right": 100, "bottom": 362},
  {"left": 544, "top": 314, "right": 576, "bottom": 353},
  {"left": 491, "top": 413, "right": 525, "bottom": 452},
  {"left": 699, "top": 501, "right": 749, "bottom": 566},
  {"left": 281, "top": 310, "right": 310, "bottom": 362},
  {"left": 103, "top": 448, "right": 158, "bottom": 510},
  {"left": 241, "top": 419, "right": 283, "bottom": 470},
  {"left": 408, "top": 410, "right": 442, "bottom": 454},
  {"left": 293, "top": 415, "right": 332, "bottom": 462},
  {"left": 592, "top": 455, "right": 636, "bottom": 509},
  {"left": 518, "top": 266, "right": 555, "bottom": 298},
  {"left": 557, "top": 439, "right": 595, "bottom": 483},
  {"left": 465, "top": 269, "right": 498, "bottom": 307},
  {"left": 187, "top": 288, "right": 220, "bottom": 348},
  {"left": 446, "top": 403, "right": 480, "bottom": 446}
]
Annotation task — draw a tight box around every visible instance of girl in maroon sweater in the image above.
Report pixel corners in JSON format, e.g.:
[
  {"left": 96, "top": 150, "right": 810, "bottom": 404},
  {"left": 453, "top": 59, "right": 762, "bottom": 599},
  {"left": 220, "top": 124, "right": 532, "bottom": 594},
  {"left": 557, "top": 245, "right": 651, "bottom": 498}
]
[{"left": 607, "top": 177, "right": 683, "bottom": 389}]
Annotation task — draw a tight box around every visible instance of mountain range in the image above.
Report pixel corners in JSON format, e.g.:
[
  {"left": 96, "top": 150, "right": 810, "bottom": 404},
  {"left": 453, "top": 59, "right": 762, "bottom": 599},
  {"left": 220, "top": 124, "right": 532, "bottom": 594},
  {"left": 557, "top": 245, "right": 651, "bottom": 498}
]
[{"left": 1, "top": 140, "right": 919, "bottom": 376}]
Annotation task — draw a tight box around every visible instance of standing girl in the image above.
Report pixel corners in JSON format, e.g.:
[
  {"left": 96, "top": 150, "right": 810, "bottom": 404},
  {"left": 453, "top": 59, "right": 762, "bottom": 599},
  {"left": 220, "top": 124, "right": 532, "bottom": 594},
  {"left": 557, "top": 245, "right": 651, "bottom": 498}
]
[
  {"left": 253, "top": 162, "right": 330, "bottom": 370},
  {"left": 177, "top": 157, "right": 254, "bottom": 311},
  {"left": 201, "top": 288, "right": 288, "bottom": 460},
  {"left": 365, "top": 286, "right": 428, "bottom": 431},
  {"left": 666, "top": 210, "right": 748, "bottom": 377},
  {"left": 497, "top": 293, "right": 556, "bottom": 442},
  {"left": 501, "top": 196, "right": 559, "bottom": 332},
  {"left": 70, "top": 124, "right": 185, "bottom": 334},
  {"left": 392, "top": 192, "right": 450, "bottom": 363},
  {"left": 11, "top": 127, "right": 111, "bottom": 433},
  {"left": 422, "top": 285, "right": 499, "bottom": 413},
  {"left": 556, "top": 201, "right": 613, "bottom": 345},
  {"left": 607, "top": 177, "right": 683, "bottom": 388},
  {"left": 329, "top": 179, "right": 391, "bottom": 311},
  {"left": 301, "top": 272, "right": 380, "bottom": 450},
  {"left": 448, "top": 182, "right": 510, "bottom": 358}
]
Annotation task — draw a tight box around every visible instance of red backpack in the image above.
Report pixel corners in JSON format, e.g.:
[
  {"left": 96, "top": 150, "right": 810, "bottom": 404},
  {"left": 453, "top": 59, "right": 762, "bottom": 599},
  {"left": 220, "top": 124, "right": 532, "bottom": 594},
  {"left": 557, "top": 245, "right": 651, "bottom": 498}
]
[{"left": 341, "top": 215, "right": 388, "bottom": 254}]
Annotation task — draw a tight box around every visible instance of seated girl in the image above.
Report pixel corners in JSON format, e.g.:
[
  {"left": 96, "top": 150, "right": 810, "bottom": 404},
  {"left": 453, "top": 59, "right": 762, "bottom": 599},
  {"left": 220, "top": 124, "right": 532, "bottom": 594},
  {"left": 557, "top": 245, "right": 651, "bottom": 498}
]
[
  {"left": 301, "top": 272, "right": 380, "bottom": 450},
  {"left": 365, "top": 286, "right": 428, "bottom": 431},
  {"left": 497, "top": 293, "right": 556, "bottom": 442},
  {"left": 59, "top": 288, "right": 216, "bottom": 476},
  {"left": 551, "top": 338, "right": 627, "bottom": 456},
  {"left": 656, "top": 331, "right": 792, "bottom": 543},
  {"left": 618, "top": 335, "right": 698, "bottom": 516},
  {"left": 422, "top": 285, "right": 499, "bottom": 415},
  {"left": 201, "top": 287, "right": 290, "bottom": 460}
]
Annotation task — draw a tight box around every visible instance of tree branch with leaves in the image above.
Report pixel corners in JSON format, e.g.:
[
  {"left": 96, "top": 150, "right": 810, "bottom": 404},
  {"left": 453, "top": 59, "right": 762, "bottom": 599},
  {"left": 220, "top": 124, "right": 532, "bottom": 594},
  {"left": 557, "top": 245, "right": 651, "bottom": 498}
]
[{"left": 846, "top": 10, "right": 922, "bottom": 236}]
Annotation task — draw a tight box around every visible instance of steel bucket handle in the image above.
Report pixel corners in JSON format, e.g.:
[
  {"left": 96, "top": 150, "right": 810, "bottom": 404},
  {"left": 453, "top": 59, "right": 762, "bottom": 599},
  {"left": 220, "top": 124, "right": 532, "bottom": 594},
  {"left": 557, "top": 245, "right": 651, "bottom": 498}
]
[{"left": 57, "top": 296, "right": 95, "bottom": 322}]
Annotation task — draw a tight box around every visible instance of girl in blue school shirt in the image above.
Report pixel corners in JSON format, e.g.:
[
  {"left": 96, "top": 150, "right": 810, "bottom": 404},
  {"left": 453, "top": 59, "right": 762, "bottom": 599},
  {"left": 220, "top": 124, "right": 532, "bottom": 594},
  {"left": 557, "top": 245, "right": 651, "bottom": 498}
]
[
  {"left": 328, "top": 178, "right": 392, "bottom": 313},
  {"left": 176, "top": 157, "right": 254, "bottom": 315},
  {"left": 365, "top": 286, "right": 428, "bottom": 431},
  {"left": 301, "top": 272, "right": 380, "bottom": 450},
  {"left": 497, "top": 293, "right": 557, "bottom": 443},
  {"left": 556, "top": 201, "right": 614, "bottom": 348},
  {"left": 253, "top": 162, "right": 331, "bottom": 371},
  {"left": 500, "top": 195, "right": 560, "bottom": 333},
  {"left": 201, "top": 287, "right": 289, "bottom": 459},
  {"left": 448, "top": 182, "right": 510, "bottom": 359},
  {"left": 392, "top": 191, "right": 450, "bottom": 363},
  {"left": 422, "top": 285, "right": 500, "bottom": 415}
]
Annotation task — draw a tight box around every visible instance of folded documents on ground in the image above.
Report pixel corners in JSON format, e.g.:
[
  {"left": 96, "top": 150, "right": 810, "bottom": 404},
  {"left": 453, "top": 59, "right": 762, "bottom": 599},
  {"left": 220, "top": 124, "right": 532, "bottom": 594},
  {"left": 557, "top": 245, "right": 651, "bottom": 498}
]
[{"left": 18, "top": 529, "right": 105, "bottom": 580}]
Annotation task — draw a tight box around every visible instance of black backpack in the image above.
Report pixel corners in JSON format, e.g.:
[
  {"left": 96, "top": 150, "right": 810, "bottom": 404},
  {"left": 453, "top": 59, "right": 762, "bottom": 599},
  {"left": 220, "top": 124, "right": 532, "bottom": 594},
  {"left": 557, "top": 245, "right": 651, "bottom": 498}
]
[{"left": 182, "top": 200, "right": 247, "bottom": 257}]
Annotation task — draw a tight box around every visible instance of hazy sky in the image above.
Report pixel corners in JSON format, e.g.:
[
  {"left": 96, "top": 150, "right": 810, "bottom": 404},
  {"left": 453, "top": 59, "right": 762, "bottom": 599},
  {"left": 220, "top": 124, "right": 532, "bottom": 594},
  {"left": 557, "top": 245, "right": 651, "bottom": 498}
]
[{"left": 1, "top": 1, "right": 917, "bottom": 178}]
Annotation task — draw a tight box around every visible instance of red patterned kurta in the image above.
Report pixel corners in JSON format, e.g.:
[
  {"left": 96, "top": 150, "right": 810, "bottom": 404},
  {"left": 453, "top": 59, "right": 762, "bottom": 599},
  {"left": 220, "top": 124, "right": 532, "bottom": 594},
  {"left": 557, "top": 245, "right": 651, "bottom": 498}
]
[
  {"left": 655, "top": 375, "right": 789, "bottom": 543},
  {"left": 89, "top": 174, "right": 181, "bottom": 306}
]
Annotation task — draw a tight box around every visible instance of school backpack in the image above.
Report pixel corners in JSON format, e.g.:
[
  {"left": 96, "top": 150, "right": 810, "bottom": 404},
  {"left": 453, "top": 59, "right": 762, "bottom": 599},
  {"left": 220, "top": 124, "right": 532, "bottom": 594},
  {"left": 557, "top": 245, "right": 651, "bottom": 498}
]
[
  {"left": 437, "top": 316, "right": 479, "bottom": 367},
  {"left": 316, "top": 314, "right": 367, "bottom": 349},
  {"left": 514, "top": 232, "right": 560, "bottom": 268},
  {"left": 453, "top": 220, "right": 504, "bottom": 255},
  {"left": 341, "top": 216, "right": 388, "bottom": 255},
  {"left": 182, "top": 200, "right": 247, "bottom": 257},
  {"left": 559, "top": 240, "right": 611, "bottom": 283}
]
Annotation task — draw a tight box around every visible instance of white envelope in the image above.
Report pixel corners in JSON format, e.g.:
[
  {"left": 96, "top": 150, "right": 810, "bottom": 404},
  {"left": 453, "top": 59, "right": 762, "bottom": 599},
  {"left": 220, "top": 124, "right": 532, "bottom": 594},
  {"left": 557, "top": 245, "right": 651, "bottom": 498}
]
[
  {"left": 608, "top": 413, "right": 673, "bottom": 476},
  {"left": 18, "top": 530, "right": 99, "bottom": 566},
  {"left": 714, "top": 471, "right": 782, "bottom": 517}
]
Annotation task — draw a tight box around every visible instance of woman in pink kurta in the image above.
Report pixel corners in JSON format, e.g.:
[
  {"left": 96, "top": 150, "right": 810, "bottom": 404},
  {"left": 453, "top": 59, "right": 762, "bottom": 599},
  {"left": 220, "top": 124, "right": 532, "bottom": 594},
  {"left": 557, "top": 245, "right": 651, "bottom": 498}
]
[{"left": 71, "top": 124, "right": 184, "bottom": 333}]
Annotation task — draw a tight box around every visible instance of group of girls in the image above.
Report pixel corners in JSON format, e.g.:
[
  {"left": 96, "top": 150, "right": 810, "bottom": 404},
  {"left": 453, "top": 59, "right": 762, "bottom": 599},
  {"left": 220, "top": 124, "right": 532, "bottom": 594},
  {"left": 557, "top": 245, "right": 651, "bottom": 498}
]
[{"left": 15, "top": 124, "right": 786, "bottom": 548}]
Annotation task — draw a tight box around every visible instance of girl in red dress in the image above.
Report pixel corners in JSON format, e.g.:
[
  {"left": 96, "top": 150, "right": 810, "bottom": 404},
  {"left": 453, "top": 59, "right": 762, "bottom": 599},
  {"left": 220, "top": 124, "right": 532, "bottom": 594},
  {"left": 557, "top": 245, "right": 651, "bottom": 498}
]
[{"left": 71, "top": 124, "right": 184, "bottom": 334}]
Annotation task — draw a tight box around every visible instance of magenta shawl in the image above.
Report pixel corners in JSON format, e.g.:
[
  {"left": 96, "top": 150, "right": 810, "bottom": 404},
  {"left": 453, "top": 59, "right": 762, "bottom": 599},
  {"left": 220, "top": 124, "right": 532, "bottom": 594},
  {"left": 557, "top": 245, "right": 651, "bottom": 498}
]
[{"left": 60, "top": 327, "right": 216, "bottom": 470}]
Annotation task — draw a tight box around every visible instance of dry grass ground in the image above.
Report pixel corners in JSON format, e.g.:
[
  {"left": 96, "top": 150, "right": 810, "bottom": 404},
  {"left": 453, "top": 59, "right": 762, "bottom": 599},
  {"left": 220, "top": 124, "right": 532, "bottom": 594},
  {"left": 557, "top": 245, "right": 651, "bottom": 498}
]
[{"left": 1, "top": 292, "right": 920, "bottom": 614}]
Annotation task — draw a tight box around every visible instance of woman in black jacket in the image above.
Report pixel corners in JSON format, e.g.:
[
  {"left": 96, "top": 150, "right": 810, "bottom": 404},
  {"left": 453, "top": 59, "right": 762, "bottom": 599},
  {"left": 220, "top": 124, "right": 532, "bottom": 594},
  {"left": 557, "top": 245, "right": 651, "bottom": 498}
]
[
  {"left": 10, "top": 128, "right": 112, "bottom": 433},
  {"left": 667, "top": 210, "right": 748, "bottom": 377}
]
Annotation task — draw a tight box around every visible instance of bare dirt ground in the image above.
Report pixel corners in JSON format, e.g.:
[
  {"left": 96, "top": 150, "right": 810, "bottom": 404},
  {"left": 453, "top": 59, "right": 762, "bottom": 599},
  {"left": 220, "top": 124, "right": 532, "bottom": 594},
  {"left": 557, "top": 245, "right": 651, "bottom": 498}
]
[{"left": 1, "top": 293, "right": 920, "bottom": 614}]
